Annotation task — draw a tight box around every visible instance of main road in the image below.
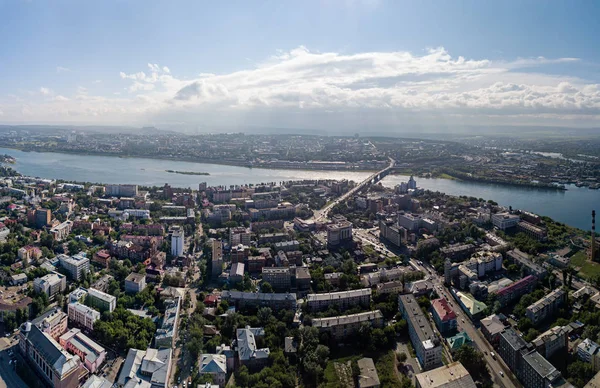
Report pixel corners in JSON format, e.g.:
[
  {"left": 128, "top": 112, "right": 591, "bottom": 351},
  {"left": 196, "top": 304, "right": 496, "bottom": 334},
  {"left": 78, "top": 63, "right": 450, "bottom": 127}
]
[
  {"left": 313, "top": 157, "right": 395, "bottom": 222},
  {"left": 411, "top": 260, "right": 520, "bottom": 388}
]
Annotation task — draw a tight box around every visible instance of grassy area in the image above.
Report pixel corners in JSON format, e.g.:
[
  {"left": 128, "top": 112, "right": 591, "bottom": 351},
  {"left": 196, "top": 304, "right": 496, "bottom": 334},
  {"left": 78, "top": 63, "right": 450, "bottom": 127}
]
[
  {"left": 570, "top": 250, "right": 600, "bottom": 280},
  {"left": 437, "top": 173, "right": 459, "bottom": 180},
  {"left": 571, "top": 250, "right": 587, "bottom": 266}
]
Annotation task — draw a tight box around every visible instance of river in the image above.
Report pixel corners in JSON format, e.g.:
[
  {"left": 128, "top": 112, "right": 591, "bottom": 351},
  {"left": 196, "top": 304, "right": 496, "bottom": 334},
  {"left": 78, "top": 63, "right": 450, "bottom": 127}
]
[{"left": 2, "top": 148, "right": 598, "bottom": 230}]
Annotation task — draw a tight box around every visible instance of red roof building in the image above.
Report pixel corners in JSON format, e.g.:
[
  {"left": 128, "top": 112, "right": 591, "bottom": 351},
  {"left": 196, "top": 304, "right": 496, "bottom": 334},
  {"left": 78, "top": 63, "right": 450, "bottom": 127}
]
[{"left": 431, "top": 298, "right": 457, "bottom": 334}]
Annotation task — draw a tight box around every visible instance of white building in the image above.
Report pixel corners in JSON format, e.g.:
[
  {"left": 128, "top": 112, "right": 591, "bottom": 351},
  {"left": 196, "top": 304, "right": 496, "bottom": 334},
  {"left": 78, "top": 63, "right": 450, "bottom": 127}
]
[
  {"left": 491, "top": 212, "right": 520, "bottom": 230},
  {"left": 171, "top": 225, "right": 184, "bottom": 257},
  {"left": 34, "top": 272, "right": 67, "bottom": 299},
  {"left": 50, "top": 221, "right": 73, "bottom": 241},
  {"left": 105, "top": 184, "right": 138, "bottom": 197},
  {"left": 398, "top": 212, "right": 421, "bottom": 231},
  {"left": 125, "top": 272, "right": 146, "bottom": 294},
  {"left": 59, "top": 252, "right": 90, "bottom": 281},
  {"left": 124, "top": 209, "right": 150, "bottom": 219},
  {"left": 67, "top": 302, "right": 100, "bottom": 331}
]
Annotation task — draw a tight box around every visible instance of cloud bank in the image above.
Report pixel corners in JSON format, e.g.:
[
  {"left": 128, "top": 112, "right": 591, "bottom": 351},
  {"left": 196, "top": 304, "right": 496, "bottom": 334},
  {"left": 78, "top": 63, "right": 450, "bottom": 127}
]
[{"left": 2, "top": 47, "right": 599, "bottom": 131}]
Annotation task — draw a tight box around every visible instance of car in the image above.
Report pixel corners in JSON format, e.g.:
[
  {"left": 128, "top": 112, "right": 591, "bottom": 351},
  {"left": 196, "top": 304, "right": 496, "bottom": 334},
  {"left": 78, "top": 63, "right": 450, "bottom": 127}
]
[
  {"left": 500, "top": 371, "right": 504, "bottom": 377},
  {"left": 462, "top": 319, "right": 465, "bottom": 323}
]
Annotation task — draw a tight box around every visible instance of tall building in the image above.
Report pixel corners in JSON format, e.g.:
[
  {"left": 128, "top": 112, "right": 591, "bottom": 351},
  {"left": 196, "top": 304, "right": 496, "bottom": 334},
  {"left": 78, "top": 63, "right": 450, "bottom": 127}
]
[
  {"left": 125, "top": 272, "right": 147, "bottom": 294},
  {"left": 230, "top": 226, "right": 251, "bottom": 246},
  {"left": 105, "top": 184, "right": 138, "bottom": 197},
  {"left": 34, "top": 271, "right": 67, "bottom": 299},
  {"left": 19, "top": 308, "right": 80, "bottom": 388},
  {"left": 170, "top": 225, "right": 184, "bottom": 257},
  {"left": 491, "top": 212, "right": 520, "bottom": 230},
  {"left": 430, "top": 298, "right": 457, "bottom": 335},
  {"left": 35, "top": 208, "right": 52, "bottom": 228},
  {"left": 399, "top": 294, "right": 442, "bottom": 370},
  {"left": 408, "top": 175, "right": 417, "bottom": 190},
  {"left": 87, "top": 287, "right": 116, "bottom": 313},
  {"left": 326, "top": 218, "right": 353, "bottom": 248},
  {"left": 212, "top": 240, "right": 224, "bottom": 278},
  {"left": 262, "top": 267, "right": 291, "bottom": 290},
  {"left": 59, "top": 252, "right": 90, "bottom": 281}
]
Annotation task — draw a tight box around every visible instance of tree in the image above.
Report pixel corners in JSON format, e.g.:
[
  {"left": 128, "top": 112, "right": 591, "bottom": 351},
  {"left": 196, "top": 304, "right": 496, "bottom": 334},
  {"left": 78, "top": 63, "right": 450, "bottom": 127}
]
[
  {"left": 261, "top": 281, "right": 273, "bottom": 293},
  {"left": 454, "top": 345, "right": 490, "bottom": 382}
]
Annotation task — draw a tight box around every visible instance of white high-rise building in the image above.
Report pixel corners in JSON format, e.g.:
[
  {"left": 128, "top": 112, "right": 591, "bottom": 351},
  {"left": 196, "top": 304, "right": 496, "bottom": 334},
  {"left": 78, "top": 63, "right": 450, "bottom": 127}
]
[{"left": 171, "top": 226, "right": 184, "bottom": 257}]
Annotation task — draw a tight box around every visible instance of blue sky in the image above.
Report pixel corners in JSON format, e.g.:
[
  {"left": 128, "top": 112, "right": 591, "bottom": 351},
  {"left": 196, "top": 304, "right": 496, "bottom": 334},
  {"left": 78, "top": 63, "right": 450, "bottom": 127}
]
[{"left": 0, "top": 0, "right": 599, "bottom": 131}]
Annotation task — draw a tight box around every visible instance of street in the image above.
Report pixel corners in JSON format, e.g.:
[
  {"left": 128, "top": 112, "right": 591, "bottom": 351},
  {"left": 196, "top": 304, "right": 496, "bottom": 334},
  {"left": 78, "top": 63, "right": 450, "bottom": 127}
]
[
  {"left": 0, "top": 337, "right": 27, "bottom": 388},
  {"left": 413, "top": 259, "right": 520, "bottom": 388}
]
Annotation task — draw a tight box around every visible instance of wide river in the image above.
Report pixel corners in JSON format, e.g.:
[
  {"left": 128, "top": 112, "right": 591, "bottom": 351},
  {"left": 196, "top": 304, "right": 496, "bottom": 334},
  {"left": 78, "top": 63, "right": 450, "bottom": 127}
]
[{"left": 3, "top": 148, "right": 598, "bottom": 230}]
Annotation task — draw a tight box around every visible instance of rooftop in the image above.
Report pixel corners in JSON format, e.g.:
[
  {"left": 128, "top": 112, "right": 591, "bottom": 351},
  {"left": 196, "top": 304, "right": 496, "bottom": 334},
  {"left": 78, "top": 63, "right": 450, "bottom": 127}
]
[
  {"left": 312, "top": 310, "right": 383, "bottom": 328},
  {"left": 125, "top": 272, "right": 146, "bottom": 284},
  {"left": 236, "top": 326, "right": 269, "bottom": 362},
  {"left": 399, "top": 294, "right": 439, "bottom": 348},
  {"left": 415, "top": 361, "right": 477, "bottom": 388},
  {"left": 431, "top": 298, "right": 457, "bottom": 322},
  {"left": 523, "top": 351, "right": 561, "bottom": 383},
  {"left": 306, "top": 288, "right": 371, "bottom": 303},
  {"left": 357, "top": 358, "right": 380, "bottom": 388}
]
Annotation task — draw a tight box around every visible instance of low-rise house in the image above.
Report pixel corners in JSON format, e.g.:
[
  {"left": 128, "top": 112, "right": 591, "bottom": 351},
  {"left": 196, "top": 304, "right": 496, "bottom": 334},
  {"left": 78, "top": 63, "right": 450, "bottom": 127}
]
[
  {"left": 236, "top": 326, "right": 270, "bottom": 369},
  {"left": 198, "top": 354, "right": 227, "bottom": 387}
]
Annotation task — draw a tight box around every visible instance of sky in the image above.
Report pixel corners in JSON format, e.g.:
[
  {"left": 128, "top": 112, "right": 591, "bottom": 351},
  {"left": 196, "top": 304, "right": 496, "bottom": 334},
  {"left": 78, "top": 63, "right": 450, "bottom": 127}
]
[{"left": 0, "top": 0, "right": 599, "bottom": 133}]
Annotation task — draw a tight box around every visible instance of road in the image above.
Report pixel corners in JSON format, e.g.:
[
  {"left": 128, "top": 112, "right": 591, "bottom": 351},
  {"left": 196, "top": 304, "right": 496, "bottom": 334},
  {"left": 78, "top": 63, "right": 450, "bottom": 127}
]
[
  {"left": 0, "top": 337, "right": 27, "bottom": 388},
  {"left": 415, "top": 260, "right": 520, "bottom": 388},
  {"left": 312, "top": 157, "right": 395, "bottom": 222}
]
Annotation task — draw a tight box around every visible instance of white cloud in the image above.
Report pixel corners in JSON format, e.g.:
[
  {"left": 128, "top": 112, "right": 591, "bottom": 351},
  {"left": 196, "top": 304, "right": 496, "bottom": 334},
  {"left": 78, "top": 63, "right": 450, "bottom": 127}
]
[
  {"left": 3, "top": 47, "right": 600, "bottom": 128},
  {"left": 56, "top": 66, "right": 71, "bottom": 73},
  {"left": 39, "top": 87, "right": 52, "bottom": 95},
  {"left": 93, "top": 80, "right": 102, "bottom": 84},
  {"left": 53, "top": 95, "right": 69, "bottom": 101}
]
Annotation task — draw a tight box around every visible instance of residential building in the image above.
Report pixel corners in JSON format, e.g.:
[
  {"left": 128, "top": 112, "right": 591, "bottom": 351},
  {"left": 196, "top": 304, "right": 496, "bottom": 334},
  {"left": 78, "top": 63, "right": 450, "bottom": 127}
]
[
  {"left": 521, "top": 350, "right": 562, "bottom": 388},
  {"left": 199, "top": 354, "right": 227, "bottom": 387},
  {"left": 398, "top": 212, "right": 421, "bottom": 231},
  {"left": 415, "top": 361, "right": 476, "bottom": 388},
  {"left": 311, "top": 310, "right": 384, "bottom": 340},
  {"left": 59, "top": 252, "right": 90, "bottom": 281},
  {"left": 18, "top": 319, "right": 81, "bottom": 388},
  {"left": 50, "top": 220, "right": 73, "bottom": 241},
  {"left": 18, "top": 245, "right": 42, "bottom": 263},
  {"left": 495, "top": 275, "right": 537, "bottom": 306},
  {"left": 532, "top": 325, "right": 570, "bottom": 359},
  {"left": 125, "top": 272, "right": 147, "bottom": 294},
  {"left": 498, "top": 328, "right": 530, "bottom": 378},
  {"left": 273, "top": 240, "right": 300, "bottom": 252},
  {"left": 262, "top": 267, "right": 291, "bottom": 290},
  {"left": 492, "top": 212, "right": 520, "bottom": 230},
  {"left": 525, "top": 288, "right": 566, "bottom": 325},
  {"left": 306, "top": 288, "right": 371, "bottom": 312},
  {"left": 379, "top": 219, "right": 406, "bottom": 248},
  {"left": 440, "top": 244, "right": 476, "bottom": 262},
  {"left": 34, "top": 208, "right": 53, "bottom": 228},
  {"left": 87, "top": 287, "right": 116, "bottom": 313},
  {"left": 430, "top": 298, "right": 457, "bottom": 335},
  {"left": 326, "top": 219, "right": 353, "bottom": 247},
  {"left": 221, "top": 290, "right": 297, "bottom": 310},
  {"left": 68, "top": 302, "right": 100, "bottom": 331},
  {"left": 480, "top": 315, "right": 506, "bottom": 346},
  {"left": 230, "top": 227, "right": 251, "bottom": 246},
  {"left": 357, "top": 358, "right": 380, "bottom": 388},
  {"left": 236, "top": 326, "right": 270, "bottom": 369},
  {"left": 578, "top": 339, "right": 600, "bottom": 372},
  {"left": 247, "top": 255, "right": 266, "bottom": 273},
  {"left": 11, "top": 273, "right": 27, "bottom": 286},
  {"left": 155, "top": 297, "right": 180, "bottom": 348},
  {"left": 33, "top": 271, "right": 67, "bottom": 299},
  {"left": 59, "top": 328, "right": 106, "bottom": 373},
  {"left": 92, "top": 249, "right": 111, "bottom": 268},
  {"left": 376, "top": 281, "right": 405, "bottom": 295},
  {"left": 506, "top": 249, "right": 547, "bottom": 279},
  {"left": 116, "top": 347, "right": 172, "bottom": 388},
  {"left": 106, "top": 184, "right": 138, "bottom": 197},
  {"left": 407, "top": 279, "right": 435, "bottom": 296},
  {"left": 230, "top": 263, "right": 245, "bottom": 283},
  {"left": 398, "top": 294, "right": 442, "bottom": 370},
  {"left": 169, "top": 226, "right": 184, "bottom": 258},
  {"left": 212, "top": 240, "right": 223, "bottom": 278}
]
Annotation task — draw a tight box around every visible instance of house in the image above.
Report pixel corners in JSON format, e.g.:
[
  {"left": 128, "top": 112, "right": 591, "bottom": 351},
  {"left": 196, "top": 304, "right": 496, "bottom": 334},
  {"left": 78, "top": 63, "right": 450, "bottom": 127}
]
[
  {"left": 198, "top": 354, "right": 227, "bottom": 387},
  {"left": 236, "top": 326, "right": 270, "bottom": 369}
]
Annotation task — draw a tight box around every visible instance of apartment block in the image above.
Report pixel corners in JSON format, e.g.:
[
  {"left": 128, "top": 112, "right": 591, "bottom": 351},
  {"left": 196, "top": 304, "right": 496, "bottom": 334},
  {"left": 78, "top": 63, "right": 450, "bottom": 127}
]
[
  {"left": 491, "top": 212, "right": 520, "bottom": 230},
  {"left": 230, "top": 227, "right": 251, "bottom": 246},
  {"left": 262, "top": 267, "right": 291, "bottom": 290},
  {"left": 87, "top": 287, "right": 116, "bottom": 313},
  {"left": 398, "top": 294, "right": 442, "bottom": 370},
  {"left": 306, "top": 288, "right": 371, "bottom": 312},
  {"left": 311, "top": 310, "right": 384, "bottom": 340},
  {"left": 326, "top": 219, "right": 353, "bottom": 247},
  {"left": 50, "top": 220, "right": 73, "bottom": 241},
  {"left": 212, "top": 240, "right": 224, "bottom": 278},
  {"left": 34, "top": 271, "right": 67, "bottom": 299},
  {"left": 68, "top": 302, "right": 100, "bottom": 331},
  {"left": 415, "top": 362, "right": 476, "bottom": 388},
  {"left": 532, "top": 325, "right": 570, "bottom": 359},
  {"left": 221, "top": 290, "right": 297, "bottom": 310},
  {"left": 495, "top": 275, "right": 537, "bottom": 306},
  {"left": 431, "top": 298, "right": 457, "bottom": 335},
  {"left": 59, "top": 252, "right": 90, "bottom": 281},
  {"left": 525, "top": 288, "right": 566, "bottom": 325},
  {"left": 155, "top": 297, "right": 180, "bottom": 348}
]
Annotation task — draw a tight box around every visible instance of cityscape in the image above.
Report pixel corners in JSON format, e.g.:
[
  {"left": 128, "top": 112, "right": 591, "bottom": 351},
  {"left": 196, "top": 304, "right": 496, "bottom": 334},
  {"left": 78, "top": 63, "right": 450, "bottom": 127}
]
[{"left": 2, "top": 1, "right": 600, "bottom": 388}]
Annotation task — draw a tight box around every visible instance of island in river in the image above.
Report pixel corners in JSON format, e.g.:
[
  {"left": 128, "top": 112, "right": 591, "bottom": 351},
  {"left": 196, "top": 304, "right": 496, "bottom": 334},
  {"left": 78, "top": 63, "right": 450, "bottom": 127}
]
[{"left": 165, "top": 170, "right": 210, "bottom": 176}]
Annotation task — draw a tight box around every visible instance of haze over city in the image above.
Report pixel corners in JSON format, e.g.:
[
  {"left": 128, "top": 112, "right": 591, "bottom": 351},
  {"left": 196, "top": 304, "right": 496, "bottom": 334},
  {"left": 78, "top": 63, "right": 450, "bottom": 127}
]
[{"left": 1, "top": 0, "right": 600, "bottom": 133}]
